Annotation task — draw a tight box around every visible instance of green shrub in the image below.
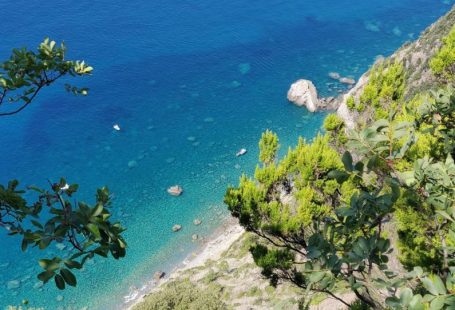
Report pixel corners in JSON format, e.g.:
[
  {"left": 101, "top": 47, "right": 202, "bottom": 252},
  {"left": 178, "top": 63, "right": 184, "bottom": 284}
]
[
  {"left": 323, "top": 114, "right": 344, "bottom": 131},
  {"left": 430, "top": 24, "right": 455, "bottom": 80},
  {"left": 358, "top": 61, "right": 405, "bottom": 117},
  {"left": 133, "top": 279, "right": 227, "bottom": 310},
  {"left": 346, "top": 96, "right": 356, "bottom": 110}
]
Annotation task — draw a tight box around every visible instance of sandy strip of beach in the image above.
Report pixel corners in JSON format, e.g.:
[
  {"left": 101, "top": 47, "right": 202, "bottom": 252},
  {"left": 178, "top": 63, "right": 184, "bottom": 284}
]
[{"left": 125, "top": 218, "right": 245, "bottom": 309}]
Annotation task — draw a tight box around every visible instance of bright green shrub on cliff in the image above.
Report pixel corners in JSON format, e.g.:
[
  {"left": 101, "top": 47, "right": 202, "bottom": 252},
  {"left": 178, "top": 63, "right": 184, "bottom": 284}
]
[
  {"left": 132, "top": 279, "right": 227, "bottom": 310},
  {"left": 347, "top": 96, "right": 356, "bottom": 110},
  {"left": 323, "top": 113, "right": 348, "bottom": 151},
  {"left": 430, "top": 24, "right": 455, "bottom": 81},
  {"left": 259, "top": 130, "right": 279, "bottom": 165},
  {"left": 323, "top": 114, "right": 344, "bottom": 131},
  {"left": 359, "top": 61, "right": 405, "bottom": 119}
]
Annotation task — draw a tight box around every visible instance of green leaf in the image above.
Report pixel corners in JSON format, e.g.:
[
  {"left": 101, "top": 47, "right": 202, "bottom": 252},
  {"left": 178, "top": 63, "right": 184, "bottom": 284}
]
[
  {"left": 60, "top": 268, "right": 77, "bottom": 287},
  {"left": 54, "top": 274, "right": 65, "bottom": 290},
  {"left": 342, "top": 152, "right": 353, "bottom": 171},
  {"left": 422, "top": 275, "right": 447, "bottom": 295},
  {"left": 37, "top": 271, "right": 55, "bottom": 283},
  {"left": 430, "top": 296, "right": 446, "bottom": 310},
  {"left": 87, "top": 223, "right": 101, "bottom": 240},
  {"left": 31, "top": 220, "right": 43, "bottom": 229},
  {"left": 436, "top": 210, "right": 454, "bottom": 222},
  {"left": 409, "top": 295, "right": 424, "bottom": 310},
  {"left": 400, "top": 288, "right": 413, "bottom": 305},
  {"left": 91, "top": 203, "right": 104, "bottom": 217},
  {"left": 308, "top": 271, "right": 325, "bottom": 283},
  {"left": 21, "top": 239, "right": 28, "bottom": 252},
  {"left": 64, "top": 260, "right": 82, "bottom": 269},
  {"left": 38, "top": 259, "right": 52, "bottom": 269}
]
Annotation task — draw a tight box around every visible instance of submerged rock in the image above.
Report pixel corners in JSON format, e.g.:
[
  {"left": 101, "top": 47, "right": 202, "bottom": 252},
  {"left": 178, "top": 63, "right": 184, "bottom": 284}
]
[
  {"left": 339, "top": 77, "right": 356, "bottom": 85},
  {"left": 229, "top": 80, "right": 242, "bottom": 89},
  {"left": 287, "top": 79, "right": 319, "bottom": 112},
  {"left": 193, "top": 219, "right": 202, "bottom": 226},
  {"left": 172, "top": 224, "right": 182, "bottom": 232},
  {"left": 365, "top": 21, "right": 380, "bottom": 32},
  {"left": 393, "top": 26, "right": 402, "bottom": 37},
  {"left": 128, "top": 160, "right": 138, "bottom": 169},
  {"left": 238, "top": 63, "right": 251, "bottom": 75},
  {"left": 328, "top": 72, "right": 341, "bottom": 80},
  {"left": 33, "top": 282, "right": 43, "bottom": 289},
  {"left": 192, "top": 234, "right": 199, "bottom": 241},
  {"left": 7, "top": 280, "right": 20, "bottom": 290}
]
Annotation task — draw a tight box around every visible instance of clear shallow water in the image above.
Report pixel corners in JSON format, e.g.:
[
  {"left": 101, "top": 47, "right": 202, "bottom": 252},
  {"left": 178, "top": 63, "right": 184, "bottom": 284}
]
[{"left": 0, "top": 0, "right": 453, "bottom": 308}]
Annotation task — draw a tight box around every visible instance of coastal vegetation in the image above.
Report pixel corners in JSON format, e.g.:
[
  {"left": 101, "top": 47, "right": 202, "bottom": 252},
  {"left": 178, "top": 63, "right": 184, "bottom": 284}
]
[
  {"left": 430, "top": 25, "right": 455, "bottom": 82},
  {"left": 132, "top": 6, "right": 455, "bottom": 310},
  {"left": 224, "top": 13, "right": 455, "bottom": 309},
  {"left": 0, "top": 39, "right": 127, "bottom": 291}
]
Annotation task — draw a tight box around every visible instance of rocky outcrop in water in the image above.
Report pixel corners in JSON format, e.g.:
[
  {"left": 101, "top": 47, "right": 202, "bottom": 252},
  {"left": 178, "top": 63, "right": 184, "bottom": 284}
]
[
  {"left": 287, "top": 79, "right": 319, "bottom": 112},
  {"left": 287, "top": 79, "right": 340, "bottom": 112}
]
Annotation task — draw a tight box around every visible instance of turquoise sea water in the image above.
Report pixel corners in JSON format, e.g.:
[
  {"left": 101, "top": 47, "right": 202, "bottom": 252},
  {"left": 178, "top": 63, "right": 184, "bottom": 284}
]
[{"left": 0, "top": 1, "right": 454, "bottom": 309}]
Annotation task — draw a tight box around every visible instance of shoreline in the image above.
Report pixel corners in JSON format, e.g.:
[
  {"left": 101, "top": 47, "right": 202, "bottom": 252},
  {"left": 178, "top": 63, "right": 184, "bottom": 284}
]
[{"left": 124, "top": 216, "right": 245, "bottom": 310}]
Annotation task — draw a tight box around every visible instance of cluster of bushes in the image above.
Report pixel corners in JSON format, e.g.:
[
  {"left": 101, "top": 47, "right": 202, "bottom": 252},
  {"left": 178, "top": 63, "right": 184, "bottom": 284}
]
[
  {"left": 225, "top": 21, "right": 455, "bottom": 309},
  {"left": 430, "top": 24, "right": 455, "bottom": 81},
  {"left": 346, "top": 61, "right": 405, "bottom": 120},
  {"left": 133, "top": 280, "right": 227, "bottom": 310}
]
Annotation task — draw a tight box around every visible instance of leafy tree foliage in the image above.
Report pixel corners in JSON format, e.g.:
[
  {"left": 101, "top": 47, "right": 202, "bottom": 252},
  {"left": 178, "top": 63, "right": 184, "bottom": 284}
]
[
  {"left": 259, "top": 130, "right": 279, "bottom": 165},
  {"left": 225, "top": 63, "right": 455, "bottom": 308},
  {"left": 0, "top": 39, "right": 126, "bottom": 290},
  {"left": 0, "top": 38, "right": 92, "bottom": 116}
]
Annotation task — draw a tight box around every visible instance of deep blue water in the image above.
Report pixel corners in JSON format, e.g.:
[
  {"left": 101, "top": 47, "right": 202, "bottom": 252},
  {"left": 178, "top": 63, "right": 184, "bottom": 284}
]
[{"left": 0, "top": 0, "right": 453, "bottom": 309}]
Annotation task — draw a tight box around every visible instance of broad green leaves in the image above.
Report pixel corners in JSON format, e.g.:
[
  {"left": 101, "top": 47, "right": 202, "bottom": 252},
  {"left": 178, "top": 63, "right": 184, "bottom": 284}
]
[
  {"left": 0, "top": 38, "right": 92, "bottom": 116},
  {"left": 1, "top": 179, "right": 127, "bottom": 290}
]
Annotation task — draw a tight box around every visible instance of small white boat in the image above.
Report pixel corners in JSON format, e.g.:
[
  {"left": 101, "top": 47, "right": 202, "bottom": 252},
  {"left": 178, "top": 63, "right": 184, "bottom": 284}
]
[
  {"left": 236, "top": 148, "right": 247, "bottom": 157},
  {"left": 167, "top": 185, "right": 183, "bottom": 196},
  {"left": 113, "top": 124, "right": 121, "bottom": 131}
]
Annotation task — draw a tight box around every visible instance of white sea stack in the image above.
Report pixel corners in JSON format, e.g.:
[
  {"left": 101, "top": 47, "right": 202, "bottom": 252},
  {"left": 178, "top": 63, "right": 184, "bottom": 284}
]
[{"left": 287, "top": 79, "right": 319, "bottom": 112}]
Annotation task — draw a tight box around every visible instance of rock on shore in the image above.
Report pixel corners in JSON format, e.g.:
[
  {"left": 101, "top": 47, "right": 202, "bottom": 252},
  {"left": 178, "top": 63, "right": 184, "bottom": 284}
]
[
  {"left": 287, "top": 79, "right": 339, "bottom": 112},
  {"left": 287, "top": 79, "right": 319, "bottom": 112}
]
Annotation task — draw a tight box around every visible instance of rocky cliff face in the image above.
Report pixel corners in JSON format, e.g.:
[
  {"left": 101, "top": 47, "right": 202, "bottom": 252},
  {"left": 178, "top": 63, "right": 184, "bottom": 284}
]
[{"left": 336, "top": 5, "right": 455, "bottom": 128}]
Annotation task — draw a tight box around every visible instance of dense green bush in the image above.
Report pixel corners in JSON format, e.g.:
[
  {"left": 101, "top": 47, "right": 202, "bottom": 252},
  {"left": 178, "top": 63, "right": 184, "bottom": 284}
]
[
  {"left": 357, "top": 61, "right": 405, "bottom": 119},
  {"left": 133, "top": 279, "right": 227, "bottom": 310},
  {"left": 430, "top": 25, "right": 455, "bottom": 81}
]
